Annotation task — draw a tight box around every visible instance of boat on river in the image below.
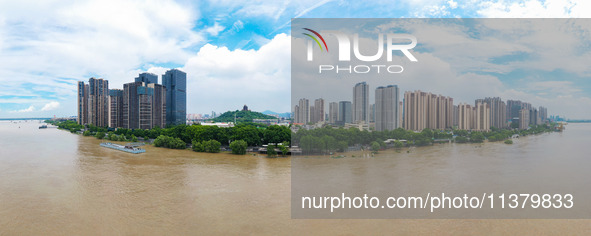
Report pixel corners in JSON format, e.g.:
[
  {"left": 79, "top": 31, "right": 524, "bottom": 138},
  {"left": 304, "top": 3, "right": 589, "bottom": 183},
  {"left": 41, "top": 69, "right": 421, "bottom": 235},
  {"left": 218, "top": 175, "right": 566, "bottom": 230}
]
[{"left": 100, "top": 142, "right": 145, "bottom": 154}]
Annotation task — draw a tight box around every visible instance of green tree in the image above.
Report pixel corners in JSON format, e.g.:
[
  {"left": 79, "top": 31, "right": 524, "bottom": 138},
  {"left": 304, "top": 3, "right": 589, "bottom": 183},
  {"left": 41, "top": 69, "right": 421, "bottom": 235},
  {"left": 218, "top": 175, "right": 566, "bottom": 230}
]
[
  {"left": 470, "top": 132, "right": 485, "bottom": 143},
  {"left": 192, "top": 140, "right": 205, "bottom": 152},
  {"left": 454, "top": 130, "right": 469, "bottom": 137},
  {"left": 392, "top": 140, "right": 404, "bottom": 149},
  {"left": 278, "top": 144, "right": 289, "bottom": 157},
  {"left": 370, "top": 141, "right": 380, "bottom": 152},
  {"left": 131, "top": 135, "right": 138, "bottom": 142},
  {"left": 232, "top": 125, "right": 261, "bottom": 146},
  {"left": 321, "top": 135, "right": 337, "bottom": 153},
  {"left": 299, "top": 135, "right": 317, "bottom": 154},
  {"left": 414, "top": 134, "right": 432, "bottom": 146},
  {"left": 204, "top": 140, "right": 221, "bottom": 153},
  {"left": 455, "top": 136, "right": 468, "bottom": 143},
  {"left": 83, "top": 130, "right": 91, "bottom": 136},
  {"left": 229, "top": 140, "right": 248, "bottom": 155},
  {"left": 337, "top": 141, "right": 348, "bottom": 152},
  {"left": 267, "top": 145, "right": 277, "bottom": 157},
  {"left": 95, "top": 131, "right": 105, "bottom": 139},
  {"left": 263, "top": 125, "right": 291, "bottom": 144},
  {"left": 504, "top": 139, "right": 513, "bottom": 144},
  {"left": 154, "top": 135, "right": 186, "bottom": 149},
  {"left": 421, "top": 128, "right": 434, "bottom": 139},
  {"left": 375, "top": 138, "right": 386, "bottom": 148}
]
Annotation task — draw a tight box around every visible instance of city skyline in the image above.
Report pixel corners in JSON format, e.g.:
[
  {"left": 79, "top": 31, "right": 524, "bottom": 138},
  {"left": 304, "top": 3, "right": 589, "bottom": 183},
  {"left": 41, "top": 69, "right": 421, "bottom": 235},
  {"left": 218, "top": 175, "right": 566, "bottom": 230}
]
[
  {"left": 291, "top": 18, "right": 591, "bottom": 121},
  {"left": 295, "top": 81, "right": 549, "bottom": 131},
  {"left": 2, "top": 2, "right": 591, "bottom": 119}
]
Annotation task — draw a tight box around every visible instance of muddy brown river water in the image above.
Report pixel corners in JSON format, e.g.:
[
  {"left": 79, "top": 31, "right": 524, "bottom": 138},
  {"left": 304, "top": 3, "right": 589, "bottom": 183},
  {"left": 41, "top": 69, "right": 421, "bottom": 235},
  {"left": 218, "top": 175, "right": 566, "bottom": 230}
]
[{"left": 0, "top": 120, "right": 590, "bottom": 235}]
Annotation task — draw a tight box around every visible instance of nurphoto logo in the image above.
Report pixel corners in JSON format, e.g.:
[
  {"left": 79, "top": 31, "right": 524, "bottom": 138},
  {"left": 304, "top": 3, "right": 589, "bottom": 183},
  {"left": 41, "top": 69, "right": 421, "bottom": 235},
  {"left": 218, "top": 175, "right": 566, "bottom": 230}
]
[{"left": 303, "top": 28, "right": 418, "bottom": 74}]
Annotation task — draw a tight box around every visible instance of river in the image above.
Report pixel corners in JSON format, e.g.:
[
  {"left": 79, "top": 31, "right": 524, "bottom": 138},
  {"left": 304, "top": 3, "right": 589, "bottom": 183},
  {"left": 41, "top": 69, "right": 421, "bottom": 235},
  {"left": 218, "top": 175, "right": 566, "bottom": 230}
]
[{"left": 0, "top": 120, "right": 590, "bottom": 235}]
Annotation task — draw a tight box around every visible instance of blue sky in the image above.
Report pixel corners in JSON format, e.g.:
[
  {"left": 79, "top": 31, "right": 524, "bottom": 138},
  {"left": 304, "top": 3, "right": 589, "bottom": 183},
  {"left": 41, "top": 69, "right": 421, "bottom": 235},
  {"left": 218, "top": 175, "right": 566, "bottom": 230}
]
[{"left": 0, "top": 0, "right": 590, "bottom": 119}]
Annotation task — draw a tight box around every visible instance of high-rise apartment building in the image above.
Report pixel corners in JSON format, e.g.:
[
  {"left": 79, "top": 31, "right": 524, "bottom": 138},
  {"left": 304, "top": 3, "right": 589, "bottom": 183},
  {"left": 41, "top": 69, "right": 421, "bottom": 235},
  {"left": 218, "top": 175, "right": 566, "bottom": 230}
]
[
  {"left": 529, "top": 107, "right": 539, "bottom": 126},
  {"left": 369, "top": 104, "right": 375, "bottom": 123},
  {"left": 293, "top": 105, "right": 299, "bottom": 123},
  {"left": 456, "top": 102, "right": 490, "bottom": 131},
  {"left": 135, "top": 72, "right": 158, "bottom": 84},
  {"left": 338, "top": 101, "right": 352, "bottom": 125},
  {"left": 77, "top": 78, "right": 109, "bottom": 127},
  {"left": 353, "top": 82, "right": 369, "bottom": 124},
  {"left": 521, "top": 102, "right": 532, "bottom": 111},
  {"left": 312, "top": 98, "right": 325, "bottom": 124},
  {"left": 309, "top": 106, "right": 316, "bottom": 124},
  {"left": 398, "top": 101, "right": 403, "bottom": 128},
  {"left": 403, "top": 90, "right": 453, "bottom": 131},
  {"left": 539, "top": 106, "right": 547, "bottom": 123},
  {"left": 375, "top": 85, "right": 400, "bottom": 131},
  {"left": 404, "top": 90, "right": 427, "bottom": 131},
  {"left": 474, "top": 102, "right": 490, "bottom": 131},
  {"left": 122, "top": 81, "right": 166, "bottom": 129},
  {"left": 77, "top": 81, "right": 89, "bottom": 125},
  {"left": 519, "top": 109, "right": 530, "bottom": 130},
  {"left": 328, "top": 102, "right": 339, "bottom": 124},
  {"left": 506, "top": 100, "right": 522, "bottom": 121},
  {"left": 295, "top": 98, "right": 309, "bottom": 124},
  {"left": 457, "top": 103, "right": 472, "bottom": 130},
  {"left": 163, "top": 69, "right": 187, "bottom": 125},
  {"left": 452, "top": 105, "right": 459, "bottom": 127},
  {"left": 108, "top": 89, "right": 123, "bottom": 128},
  {"left": 478, "top": 97, "right": 506, "bottom": 129}
]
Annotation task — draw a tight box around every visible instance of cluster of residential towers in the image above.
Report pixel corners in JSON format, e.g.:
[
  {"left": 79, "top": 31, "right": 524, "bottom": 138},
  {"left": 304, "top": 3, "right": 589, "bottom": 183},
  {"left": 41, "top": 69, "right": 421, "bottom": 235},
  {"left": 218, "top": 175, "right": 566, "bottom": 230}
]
[
  {"left": 294, "top": 82, "right": 548, "bottom": 131},
  {"left": 77, "top": 69, "right": 187, "bottom": 129}
]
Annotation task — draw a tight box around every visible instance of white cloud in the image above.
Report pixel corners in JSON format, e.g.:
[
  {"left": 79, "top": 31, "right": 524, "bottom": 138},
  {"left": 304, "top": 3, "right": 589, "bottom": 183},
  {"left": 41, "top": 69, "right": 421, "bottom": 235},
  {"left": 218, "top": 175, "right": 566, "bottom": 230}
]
[
  {"left": 41, "top": 101, "right": 60, "bottom": 111},
  {"left": 181, "top": 33, "right": 291, "bottom": 113},
  {"left": 232, "top": 20, "right": 244, "bottom": 32},
  {"left": 11, "top": 106, "right": 35, "bottom": 113},
  {"left": 477, "top": 0, "right": 583, "bottom": 17},
  {"left": 205, "top": 22, "right": 225, "bottom": 36},
  {"left": 0, "top": 0, "right": 202, "bottom": 116},
  {"left": 448, "top": 0, "right": 458, "bottom": 9}
]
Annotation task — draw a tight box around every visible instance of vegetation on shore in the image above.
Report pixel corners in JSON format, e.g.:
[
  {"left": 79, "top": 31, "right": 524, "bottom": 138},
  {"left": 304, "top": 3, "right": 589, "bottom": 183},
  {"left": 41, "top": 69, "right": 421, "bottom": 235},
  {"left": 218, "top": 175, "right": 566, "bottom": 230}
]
[
  {"left": 292, "top": 123, "right": 557, "bottom": 154},
  {"left": 212, "top": 110, "right": 276, "bottom": 123},
  {"left": 47, "top": 119, "right": 556, "bottom": 156},
  {"left": 229, "top": 140, "right": 247, "bottom": 155},
  {"left": 154, "top": 135, "right": 186, "bottom": 149},
  {"left": 46, "top": 120, "right": 291, "bottom": 157},
  {"left": 192, "top": 140, "right": 221, "bottom": 153}
]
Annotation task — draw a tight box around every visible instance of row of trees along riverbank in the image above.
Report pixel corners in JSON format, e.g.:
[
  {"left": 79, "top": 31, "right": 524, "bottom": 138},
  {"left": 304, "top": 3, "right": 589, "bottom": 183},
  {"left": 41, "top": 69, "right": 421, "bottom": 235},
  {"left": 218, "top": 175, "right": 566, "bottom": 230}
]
[
  {"left": 46, "top": 120, "right": 291, "bottom": 156},
  {"left": 292, "top": 123, "right": 557, "bottom": 154}
]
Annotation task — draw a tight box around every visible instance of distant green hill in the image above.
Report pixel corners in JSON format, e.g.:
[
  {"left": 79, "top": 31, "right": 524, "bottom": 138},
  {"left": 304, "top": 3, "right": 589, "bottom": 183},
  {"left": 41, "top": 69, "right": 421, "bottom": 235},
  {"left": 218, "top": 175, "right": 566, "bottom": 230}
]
[{"left": 212, "top": 110, "right": 277, "bottom": 123}]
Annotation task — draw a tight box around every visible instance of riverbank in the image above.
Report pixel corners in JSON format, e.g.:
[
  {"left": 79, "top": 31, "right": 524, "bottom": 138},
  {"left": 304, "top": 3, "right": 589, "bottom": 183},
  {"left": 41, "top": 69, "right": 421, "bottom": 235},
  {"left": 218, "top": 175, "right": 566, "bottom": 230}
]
[{"left": 294, "top": 123, "right": 559, "bottom": 156}]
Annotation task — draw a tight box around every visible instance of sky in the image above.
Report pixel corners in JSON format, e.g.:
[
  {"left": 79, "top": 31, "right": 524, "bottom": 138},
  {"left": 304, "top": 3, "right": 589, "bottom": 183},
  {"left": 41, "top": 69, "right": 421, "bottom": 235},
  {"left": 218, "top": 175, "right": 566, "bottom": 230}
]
[
  {"left": 0, "top": 0, "right": 590, "bottom": 119},
  {"left": 290, "top": 18, "right": 591, "bottom": 121}
]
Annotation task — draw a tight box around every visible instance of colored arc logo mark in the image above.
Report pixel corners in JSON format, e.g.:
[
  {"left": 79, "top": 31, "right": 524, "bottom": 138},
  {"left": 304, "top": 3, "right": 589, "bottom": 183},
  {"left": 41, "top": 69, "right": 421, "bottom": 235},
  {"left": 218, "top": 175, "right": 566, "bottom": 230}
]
[{"left": 303, "top": 28, "right": 328, "bottom": 52}]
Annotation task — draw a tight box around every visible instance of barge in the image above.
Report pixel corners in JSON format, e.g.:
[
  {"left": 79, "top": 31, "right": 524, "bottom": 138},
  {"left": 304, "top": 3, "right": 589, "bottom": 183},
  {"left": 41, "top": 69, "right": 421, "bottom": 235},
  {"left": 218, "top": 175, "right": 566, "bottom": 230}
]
[{"left": 100, "top": 142, "right": 146, "bottom": 154}]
